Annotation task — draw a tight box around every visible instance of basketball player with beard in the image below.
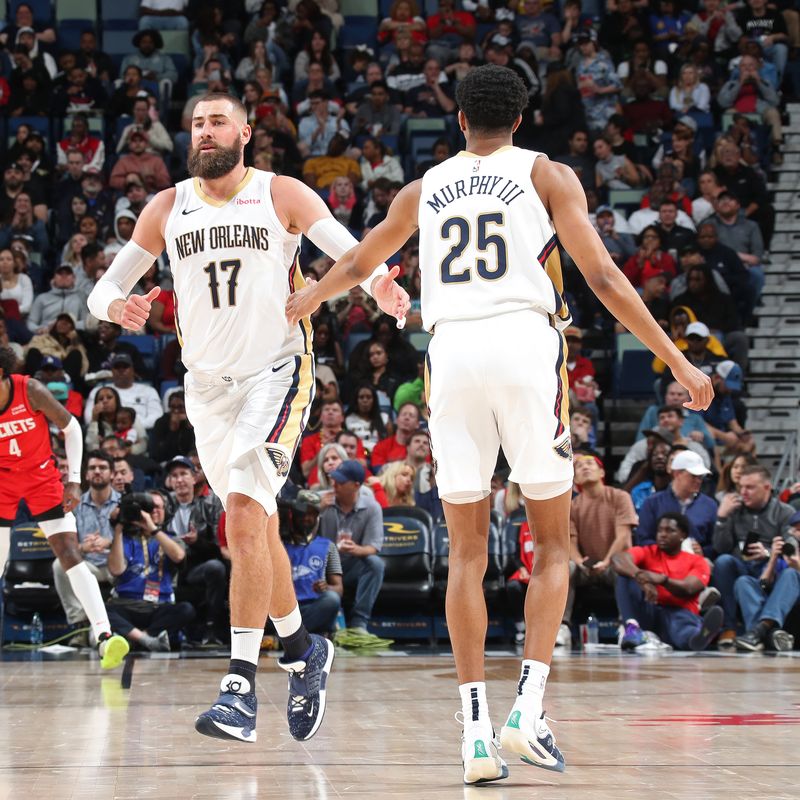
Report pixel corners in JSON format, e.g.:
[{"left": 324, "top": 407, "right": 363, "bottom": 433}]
[{"left": 88, "top": 93, "right": 409, "bottom": 744}]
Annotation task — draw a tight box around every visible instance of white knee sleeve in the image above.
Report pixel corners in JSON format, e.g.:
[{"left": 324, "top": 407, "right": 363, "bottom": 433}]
[
  {"left": 520, "top": 480, "right": 573, "bottom": 501},
  {"left": 39, "top": 513, "right": 77, "bottom": 537},
  {"left": 440, "top": 489, "right": 491, "bottom": 505}
]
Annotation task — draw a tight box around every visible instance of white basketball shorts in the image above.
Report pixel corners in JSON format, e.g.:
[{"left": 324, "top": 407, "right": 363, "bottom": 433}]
[
  {"left": 184, "top": 354, "right": 315, "bottom": 515},
  {"left": 425, "top": 309, "right": 573, "bottom": 503}
]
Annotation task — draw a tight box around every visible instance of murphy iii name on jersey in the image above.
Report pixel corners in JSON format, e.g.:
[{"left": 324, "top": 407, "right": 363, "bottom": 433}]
[
  {"left": 426, "top": 175, "right": 525, "bottom": 214},
  {"left": 173, "top": 224, "right": 271, "bottom": 259}
]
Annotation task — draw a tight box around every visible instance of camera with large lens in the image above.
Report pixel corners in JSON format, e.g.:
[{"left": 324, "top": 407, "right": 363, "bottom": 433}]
[{"left": 118, "top": 490, "right": 155, "bottom": 536}]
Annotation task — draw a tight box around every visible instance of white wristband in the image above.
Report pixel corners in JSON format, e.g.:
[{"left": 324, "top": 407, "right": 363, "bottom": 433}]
[
  {"left": 306, "top": 217, "right": 388, "bottom": 297},
  {"left": 87, "top": 239, "right": 158, "bottom": 321}
]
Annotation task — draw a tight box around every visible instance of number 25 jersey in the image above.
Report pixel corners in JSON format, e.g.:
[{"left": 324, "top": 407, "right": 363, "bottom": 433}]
[
  {"left": 164, "top": 168, "right": 311, "bottom": 378},
  {"left": 417, "top": 146, "right": 570, "bottom": 332}
]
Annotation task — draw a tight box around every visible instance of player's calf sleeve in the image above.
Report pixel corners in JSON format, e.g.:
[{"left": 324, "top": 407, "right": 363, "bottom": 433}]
[{"left": 66, "top": 562, "right": 111, "bottom": 640}]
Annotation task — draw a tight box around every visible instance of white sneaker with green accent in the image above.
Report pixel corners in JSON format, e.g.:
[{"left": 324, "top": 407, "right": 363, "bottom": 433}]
[
  {"left": 499, "top": 704, "right": 565, "bottom": 773},
  {"left": 460, "top": 722, "right": 508, "bottom": 785}
]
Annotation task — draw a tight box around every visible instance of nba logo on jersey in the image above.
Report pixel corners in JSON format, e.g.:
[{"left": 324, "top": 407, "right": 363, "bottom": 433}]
[{"left": 266, "top": 446, "right": 290, "bottom": 477}]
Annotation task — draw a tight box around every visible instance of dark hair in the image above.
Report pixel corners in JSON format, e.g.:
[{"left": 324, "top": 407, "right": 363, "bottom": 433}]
[
  {"left": 348, "top": 382, "right": 387, "bottom": 438},
  {"left": 197, "top": 92, "right": 247, "bottom": 120},
  {"left": 658, "top": 198, "right": 677, "bottom": 209},
  {"left": 717, "top": 453, "right": 759, "bottom": 493},
  {"left": 657, "top": 404, "right": 683, "bottom": 417},
  {"left": 336, "top": 428, "right": 360, "bottom": 443},
  {"left": 0, "top": 346, "right": 17, "bottom": 378},
  {"left": 86, "top": 450, "right": 114, "bottom": 471},
  {"left": 94, "top": 386, "right": 122, "bottom": 425},
  {"left": 408, "top": 428, "right": 430, "bottom": 442},
  {"left": 571, "top": 404, "right": 595, "bottom": 423},
  {"left": 657, "top": 511, "right": 689, "bottom": 536},
  {"left": 638, "top": 225, "right": 662, "bottom": 248},
  {"left": 117, "top": 406, "right": 137, "bottom": 423},
  {"left": 740, "top": 464, "right": 771, "bottom": 483},
  {"left": 455, "top": 64, "right": 528, "bottom": 136},
  {"left": 81, "top": 242, "right": 103, "bottom": 262}
]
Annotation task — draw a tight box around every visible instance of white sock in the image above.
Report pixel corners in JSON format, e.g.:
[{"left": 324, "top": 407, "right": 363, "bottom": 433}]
[
  {"left": 459, "top": 681, "right": 491, "bottom": 731},
  {"left": 270, "top": 605, "right": 302, "bottom": 638},
  {"left": 66, "top": 562, "right": 110, "bottom": 641},
  {"left": 515, "top": 659, "right": 549, "bottom": 720},
  {"left": 230, "top": 626, "right": 263, "bottom": 666}
]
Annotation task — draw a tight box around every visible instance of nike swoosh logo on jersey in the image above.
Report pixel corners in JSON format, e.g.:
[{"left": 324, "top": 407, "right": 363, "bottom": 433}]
[
  {"left": 272, "top": 361, "right": 292, "bottom": 372},
  {"left": 232, "top": 629, "right": 251, "bottom": 635},
  {"left": 182, "top": 207, "right": 202, "bottom": 215}
]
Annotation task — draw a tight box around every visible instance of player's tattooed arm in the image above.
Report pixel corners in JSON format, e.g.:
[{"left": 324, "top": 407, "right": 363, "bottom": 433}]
[
  {"left": 27, "top": 378, "right": 73, "bottom": 429},
  {"left": 27, "top": 379, "right": 82, "bottom": 510}
]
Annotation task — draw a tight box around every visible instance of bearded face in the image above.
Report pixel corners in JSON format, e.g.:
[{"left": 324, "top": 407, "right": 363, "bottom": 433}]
[{"left": 187, "top": 135, "right": 244, "bottom": 180}]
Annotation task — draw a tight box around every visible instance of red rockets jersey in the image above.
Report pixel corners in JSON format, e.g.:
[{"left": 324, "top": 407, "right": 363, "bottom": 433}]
[{"left": 0, "top": 374, "right": 55, "bottom": 473}]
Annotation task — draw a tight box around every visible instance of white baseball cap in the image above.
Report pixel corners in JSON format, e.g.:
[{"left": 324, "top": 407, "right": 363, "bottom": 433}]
[
  {"left": 671, "top": 450, "right": 711, "bottom": 476},
  {"left": 685, "top": 321, "right": 710, "bottom": 338}
]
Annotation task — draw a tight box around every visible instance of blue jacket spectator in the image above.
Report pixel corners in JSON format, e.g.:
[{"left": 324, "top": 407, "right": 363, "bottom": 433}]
[{"left": 636, "top": 451, "right": 718, "bottom": 556}]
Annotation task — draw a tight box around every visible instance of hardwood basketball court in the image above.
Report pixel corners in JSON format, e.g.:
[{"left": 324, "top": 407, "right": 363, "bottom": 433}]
[{"left": 0, "top": 649, "right": 797, "bottom": 799}]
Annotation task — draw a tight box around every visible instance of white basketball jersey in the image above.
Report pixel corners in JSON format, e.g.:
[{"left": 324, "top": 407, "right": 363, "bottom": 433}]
[
  {"left": 418, "top": 146, "right": 571, "bottom": 331},
  {"left": 164, "top": 168, "right": 311, "bottom": 377}
]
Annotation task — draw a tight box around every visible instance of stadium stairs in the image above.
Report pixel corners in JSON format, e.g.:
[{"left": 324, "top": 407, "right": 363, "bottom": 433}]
[{"left": 749, "top": 100, "right": 800, "bottom": 482}]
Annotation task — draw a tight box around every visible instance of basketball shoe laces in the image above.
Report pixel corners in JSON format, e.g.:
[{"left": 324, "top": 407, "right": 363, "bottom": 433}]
[{"left": 287, "top": 663, "right": 316, "bottom": 715}]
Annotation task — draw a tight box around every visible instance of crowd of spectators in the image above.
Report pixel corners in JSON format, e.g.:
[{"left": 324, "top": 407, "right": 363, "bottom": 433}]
[{"left": 1, "top": 0, "right": 798, "bottom": 652}]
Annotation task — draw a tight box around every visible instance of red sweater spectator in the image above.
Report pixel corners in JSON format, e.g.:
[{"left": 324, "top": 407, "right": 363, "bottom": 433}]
[
  {"left": 507, "top": 521, "right": 534, "bottom": 584},
  {"left": 623, "top": 227, "right": 676, "bottom": 289},
  {"left": 57, "top": 116, "right": 105, "bottom": 172},
  {"left": 301, "top": 400, "right": 366, "bottom": 477},
  {"left": 370, "top": 402, "right": 421, "bottom": 469},
  {"left": 563, "top": 326, "right": 595, "bottom": 389}
]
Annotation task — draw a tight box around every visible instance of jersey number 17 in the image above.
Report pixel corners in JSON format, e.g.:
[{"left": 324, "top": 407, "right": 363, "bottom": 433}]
[{"left": 204, "top": 259, "right": 242, "bottom": 309}]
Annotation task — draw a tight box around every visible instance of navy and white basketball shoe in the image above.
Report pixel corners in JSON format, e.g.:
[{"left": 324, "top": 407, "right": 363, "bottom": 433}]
[
  {"left": 195, "top": 674, "right": 258, "bottom": 743},
  {"left": 277, "top": 634, "right": 335, "bottom": 741}
]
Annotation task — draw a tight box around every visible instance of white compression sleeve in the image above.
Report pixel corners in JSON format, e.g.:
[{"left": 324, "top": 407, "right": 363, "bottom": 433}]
[
  {"left": 62, "top": 416, "right": 83, "bottom": 483},
  {"left": 87, "top": 239, "right": 159, "bottom": 321},
  {"left": 306, "top": 217, "right": 388, "bottom": 297}
]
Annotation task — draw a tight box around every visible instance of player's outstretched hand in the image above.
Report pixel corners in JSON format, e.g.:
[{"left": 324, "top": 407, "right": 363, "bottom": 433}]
[
  {"left": 121, "top": 287, "right": 161, "bottom": 331},
  {"left": 372, "top": 266, "right": 410, "bottom": 328},
  {"left": 63, "top": 482, "right": 81, "bottom": 514},
  {"left": 671, "top": 359, "right": 714, "bottom": 411},
  {"left": 285, "top": 283, "right": 321, "bottom": 326}
]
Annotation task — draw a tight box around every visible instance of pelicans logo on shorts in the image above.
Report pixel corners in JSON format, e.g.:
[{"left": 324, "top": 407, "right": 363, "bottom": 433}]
[
  {"left": 553, "top": 435, "right": 572, "bottom": 461},
  {"left": 266, "top": 446, "right": 290, "bottom": 477}
]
